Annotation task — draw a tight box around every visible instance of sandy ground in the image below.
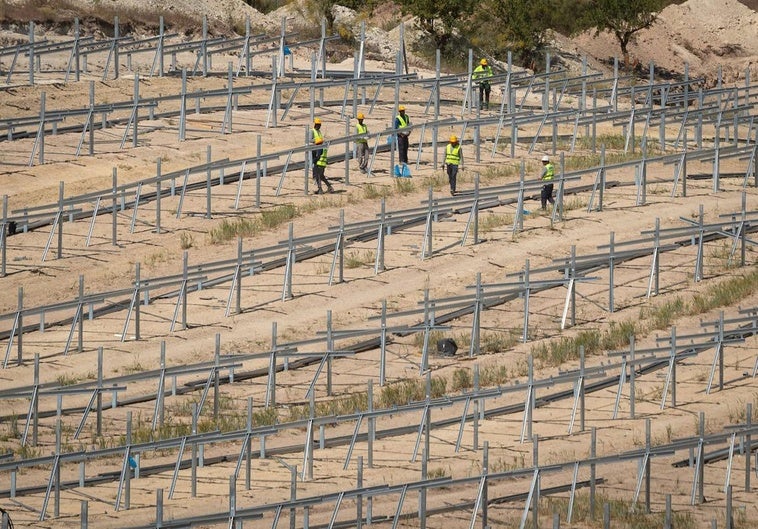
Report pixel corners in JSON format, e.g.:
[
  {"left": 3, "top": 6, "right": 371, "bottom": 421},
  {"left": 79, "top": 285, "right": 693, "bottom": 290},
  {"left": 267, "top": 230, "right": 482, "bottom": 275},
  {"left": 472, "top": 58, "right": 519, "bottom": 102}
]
[{"left": 0, "top": 3, "right": 758, "bottom": 529}]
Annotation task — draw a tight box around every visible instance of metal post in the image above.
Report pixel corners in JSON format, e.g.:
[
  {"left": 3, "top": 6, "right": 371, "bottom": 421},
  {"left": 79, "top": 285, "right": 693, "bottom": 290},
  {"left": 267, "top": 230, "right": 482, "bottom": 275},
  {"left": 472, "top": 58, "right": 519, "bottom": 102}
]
[
  {"left": 179, "top": 69, "right": 187, "bottom": 141},
  {"left": 155, "top": 158, "right": 162, "bottom": 233},
  {"left": 1, "top": 196, "right": 6, "bottom": 278},
  {"left": 37, "top": 91, "right": 45, "bottom": 165},
  {"left": 28, "top": 22, "right": 34, "bottom": 85},
  {"left": 112, "top": 168, "right": 118, "bottom": 246},
  {"left": 746, "top": 402, "right": 752, "bottom": 492},
  {"left": 590, "top": 427, "right": 596, "bottom": 519},
  {"left": 111, "top": 16, "right": 120, "bottom": 79},
  {"left": 191, "top": 403, "right": 198, "bottom": 498},
  {"left": 81, "top": 500, "right": 88, "bottom": 529},
  {"left": 206, "top": 145, "right": 212, "bottom": 219},
  {"left": 16, "top": 287, "right": 23, "bottom": 366}
]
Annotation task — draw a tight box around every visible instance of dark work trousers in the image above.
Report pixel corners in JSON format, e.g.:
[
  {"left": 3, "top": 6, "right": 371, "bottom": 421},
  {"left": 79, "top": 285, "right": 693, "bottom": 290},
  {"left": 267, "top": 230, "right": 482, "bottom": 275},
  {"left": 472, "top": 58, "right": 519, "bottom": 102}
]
[
  {"left": 446, "top": 163, "right": 459, "bottom": 194},
  {"left": 356, "top": 141, "right": 369, "bottom": 171},
  {"left": 397, "top": 133, "right": 409, "bottom": 164},
  {"left": 541, "top": 182, "right": 555, "bottom": 208},
  {"left": 312, "top": 164, "right": 331, "bottom": 192},
  {"left": 478, "top": 82, "right": 491, "bottom": 109}
]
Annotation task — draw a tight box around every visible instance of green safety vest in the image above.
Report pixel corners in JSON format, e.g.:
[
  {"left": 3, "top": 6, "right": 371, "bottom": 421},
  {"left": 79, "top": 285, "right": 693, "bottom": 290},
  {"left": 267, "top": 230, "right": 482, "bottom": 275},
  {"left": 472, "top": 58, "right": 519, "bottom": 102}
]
[
  {"left": 311, "top": 128, "right": 323, "bottom": 142},
  {"left": 542, "top": 162, "right": 554, "bottom": 181},
  {"left": 356, "top": 122, "right": 368, "bottom": 142},
  {"left": 316, "top": 147, "right": 328, "bottom": 167},
  {"left": 445, "top": 144, "right": 461, "bottom": 166},
  {"left": 396, "top": 114, "right": 409, "bottom": 129}
]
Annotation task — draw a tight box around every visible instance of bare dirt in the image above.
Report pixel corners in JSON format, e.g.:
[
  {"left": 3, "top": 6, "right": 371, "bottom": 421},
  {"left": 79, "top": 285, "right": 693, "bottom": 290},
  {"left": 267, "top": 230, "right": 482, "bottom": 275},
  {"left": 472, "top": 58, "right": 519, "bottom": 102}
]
[
  {"left": 0, "top": 1, "right": 757, "bottom": 528},
  {"left": 569, "top": 0, "right": 758, "bottom": 84}
]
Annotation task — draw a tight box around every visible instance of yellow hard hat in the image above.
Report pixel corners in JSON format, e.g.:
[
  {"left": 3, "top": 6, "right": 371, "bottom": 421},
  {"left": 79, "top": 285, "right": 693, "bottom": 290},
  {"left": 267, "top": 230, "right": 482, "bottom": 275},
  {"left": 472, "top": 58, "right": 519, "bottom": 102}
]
[
  {"left": 314, "top": 118, "right": 322, "bottom": 125},
  {"left": 450, "top": 135, "right": 458, "bottom": 143},
  {"left": 480, "top": 58, "right": 488, "bottom": 66},
  {"left": 357, "top": 112, "right": 365, "bottom": 120},
  {"left": 315, "top": 137, "right": 324, "bottom": 145},
  {"left": 398, "top": 105, "right": 406, "bottom": 111}
]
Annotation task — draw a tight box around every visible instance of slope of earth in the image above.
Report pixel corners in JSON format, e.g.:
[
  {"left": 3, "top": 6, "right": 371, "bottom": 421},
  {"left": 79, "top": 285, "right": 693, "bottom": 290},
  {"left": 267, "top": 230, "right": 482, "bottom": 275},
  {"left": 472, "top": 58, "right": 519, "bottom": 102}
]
[{"left": 570, "top": 0, "right": 758, "bottom": 84}]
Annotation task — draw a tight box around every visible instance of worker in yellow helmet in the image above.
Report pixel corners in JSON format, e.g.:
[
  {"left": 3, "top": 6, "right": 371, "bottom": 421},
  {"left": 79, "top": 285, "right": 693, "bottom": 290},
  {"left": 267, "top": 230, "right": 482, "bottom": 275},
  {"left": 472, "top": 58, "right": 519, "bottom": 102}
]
[
  {"left": 311, "top": 118, "right": 323, "bottom": 144},
  {"left": 472, "top": 58, "right": 493, "bottom": 110},
  {"left": 311, "top": 137, "right": 334, "bottom": 194},
  {"left": 394, "top": 105, "right": 410, "bottom": 165},
  {"left": 355, "top": 112, "right": 369, "bottom": 173},
  {"left": 443, "top": 135, "right": 463, "bottom": 195},
  {"left": 540, "top": 154, "right": 555, "bottom": 209}
]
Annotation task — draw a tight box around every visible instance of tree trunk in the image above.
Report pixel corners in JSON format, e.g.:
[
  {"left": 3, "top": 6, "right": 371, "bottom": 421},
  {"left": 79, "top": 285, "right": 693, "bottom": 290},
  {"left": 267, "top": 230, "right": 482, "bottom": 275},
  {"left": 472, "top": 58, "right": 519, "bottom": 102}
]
[{"left": 620, "top": 36, "right": 630, "bottom": 69}]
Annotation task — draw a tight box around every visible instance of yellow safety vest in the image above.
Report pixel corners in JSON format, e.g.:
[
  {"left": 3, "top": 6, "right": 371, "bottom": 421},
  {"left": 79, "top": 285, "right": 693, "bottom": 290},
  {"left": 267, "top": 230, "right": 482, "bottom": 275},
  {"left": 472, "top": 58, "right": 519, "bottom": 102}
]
[
  {"left": 542, "top": 162, "right": 554, "bottom": 181},
  {"left": 445, "top": 144, "right": 461, "bottom": 166},
  {"left": 356, "top": 122, "right": 368, "bottom": 143},
  {"left": 316, "top": 147, "right": 328, "bottom": 167},
  {"left": 311, "top": 128, "right": 323, "bottom": 142},
  {"left": 396, "top": 114, "right": 409, "bottom": 129},
  {"left": 473, "top": 65, "right": 493, "bottom": 83}
]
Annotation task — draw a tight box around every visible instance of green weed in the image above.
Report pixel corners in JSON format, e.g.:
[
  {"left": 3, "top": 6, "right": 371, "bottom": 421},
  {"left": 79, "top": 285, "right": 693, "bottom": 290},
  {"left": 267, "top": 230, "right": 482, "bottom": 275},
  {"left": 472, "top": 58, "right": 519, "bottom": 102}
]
[
  {"left": 531, "top": 330, "right": 601, "bottom": 366},
  {"left": 543, "top": 492, "right": 696, "bottom": 528},
  {"left": 259, "top": 204, "right": 298, "bottom": 230},
  {"left": 640, "top": 296, "right": 687, "bottom": 330},
  {"left": 478, "top": 213, "right": 513, "bottom": 234},
  {"left": 451, "top": 368, "right": 472, "bottom": 392},
  {"left": 208, "top": 217, "right": 258, "bottom": 244},
  {"left": 690, "top": 267, "right": 758, "bottom": 313},
  {"left": 393, "top": 178, "right": 415, "bottom": 195},
  {"left": 363, "top": 183, "right": 391, "bottom": 199}
]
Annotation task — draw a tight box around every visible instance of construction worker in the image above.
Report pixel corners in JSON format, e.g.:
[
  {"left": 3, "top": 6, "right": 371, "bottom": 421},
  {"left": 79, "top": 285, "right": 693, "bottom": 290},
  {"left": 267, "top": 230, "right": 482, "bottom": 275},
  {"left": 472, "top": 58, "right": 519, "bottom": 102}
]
[
  {"left": 540, "top": 154, "right": 555, "bottom": 209},
  {"left": 311, "top": 137, "right": 333, "bottom": 194},
  {"left": 472, "top": 58, "right": 493, "bottom": 110},
  {"left": 355, "top": 112, "right": 369, "bottom": 173},
  {"left": 311, "top": 118, "right": 323, "bottom": 144},
  {"left": 443, "top": 135, "right": 463, "bottom": 195},
  {"left": 394, "top": 105, "right": 410, "bottom": 164}
]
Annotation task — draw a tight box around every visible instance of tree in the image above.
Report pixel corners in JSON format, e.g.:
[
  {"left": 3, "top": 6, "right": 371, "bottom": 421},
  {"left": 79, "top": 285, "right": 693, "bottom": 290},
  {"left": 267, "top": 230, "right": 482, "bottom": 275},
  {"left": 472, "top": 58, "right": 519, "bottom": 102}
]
[
  {"left": 469, "top": 0, "right": 556, "bottom": 70},
  {"left": 298, "top": 0, "right": 379, "bottom": 36},
  {"left": 395, "top": 0, "right": 475, "bottom": 51},
  {"left": 584, "top": 0, "right": 666, "bottom": 67}
]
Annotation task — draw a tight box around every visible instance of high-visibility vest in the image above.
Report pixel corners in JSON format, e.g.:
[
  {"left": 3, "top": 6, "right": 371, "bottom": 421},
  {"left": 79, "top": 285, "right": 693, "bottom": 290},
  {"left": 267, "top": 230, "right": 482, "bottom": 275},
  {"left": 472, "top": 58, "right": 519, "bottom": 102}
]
[
  {"left": 316, "top": 147, "right": 328, "bottom": 167},
  {"left": 356, "top": 122, "right": 368, "bottom": 143},
  {"left": 445, "top": 144, "right": 461, "bottom": 166},
  {"left": 396, "top": 113, "right": 409, "bottom": 129},
  {"left": 473, "top": 65, "right": 493, "bottom": 82},
  {"left": 542, "top": 162, "right": 554, "bottom": 181},
  {"left": 311, "top": 128, "right": 323, "bottom": 142}
]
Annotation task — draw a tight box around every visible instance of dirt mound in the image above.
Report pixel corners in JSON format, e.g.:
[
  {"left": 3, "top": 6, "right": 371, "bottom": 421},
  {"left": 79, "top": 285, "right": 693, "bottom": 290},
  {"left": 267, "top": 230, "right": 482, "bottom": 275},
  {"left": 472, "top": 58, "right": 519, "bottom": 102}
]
[
  {"left": 570, "top": 0, "right": 758, "bottom": 84},
  {"left": 2, "top": 0, "right": 265, "bottom": 35}
]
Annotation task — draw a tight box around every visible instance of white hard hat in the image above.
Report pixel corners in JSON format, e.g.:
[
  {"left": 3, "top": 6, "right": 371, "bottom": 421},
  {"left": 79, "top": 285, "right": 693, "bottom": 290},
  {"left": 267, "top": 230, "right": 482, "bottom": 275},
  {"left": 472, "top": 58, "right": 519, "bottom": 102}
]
[{"left": 541, "top": 155, "right": 549, "bottom": 162}]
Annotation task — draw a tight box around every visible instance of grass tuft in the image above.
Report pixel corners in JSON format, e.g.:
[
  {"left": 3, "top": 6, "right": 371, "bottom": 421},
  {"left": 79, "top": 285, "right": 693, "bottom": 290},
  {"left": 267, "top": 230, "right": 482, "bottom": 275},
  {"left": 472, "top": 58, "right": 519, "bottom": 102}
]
[
  {"left": 260, "top": 204, "right": 298, "bottom": 230},
  {"left": 363, "top": 183, "right": 391, "bottom": 199},
  {"left": 478, "top": 213, "right": 513, "bottom": 234},
  {"left": 208, "top": 217, "right": 257, "bottom": 244},
  {"left": 393, "top": 178, "right": 415, "bottom": 195},
  {"left": 690, "top": 267, "right": 758, "bottom": 313},
  {"left": 543, "top": 492, "right": 696, "bottom": 529},
  {"left": 179, "top": 232, "right": 194, "bottom": 249},
  {"left": 345, "top": 249, "right": 375, "bottom": 269}
]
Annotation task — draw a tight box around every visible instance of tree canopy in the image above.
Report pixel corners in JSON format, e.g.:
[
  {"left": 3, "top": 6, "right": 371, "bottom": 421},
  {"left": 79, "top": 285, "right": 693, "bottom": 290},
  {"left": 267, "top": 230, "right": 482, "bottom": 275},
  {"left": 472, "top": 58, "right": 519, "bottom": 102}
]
[
  {"left": 394, "top": 0, "right": 476, "bottom": 50},
  {"left": 583, "top": 0, "right": 667, "bottom": 66},
  {"left": 473, "top": 0, "right": 558, "bottom": 70}
]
